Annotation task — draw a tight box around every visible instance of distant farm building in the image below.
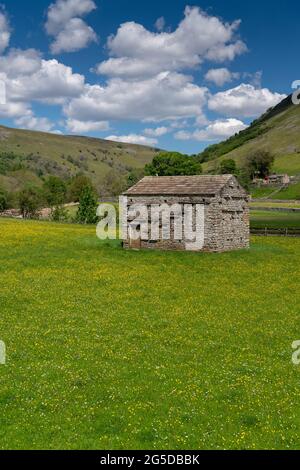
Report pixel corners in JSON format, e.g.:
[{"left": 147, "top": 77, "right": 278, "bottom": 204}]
[
  {"left": 122, "top": 175, "right": 249, "bottom": 252},
  {"left": 254, "top": 173, "right": 291, "bottom": 187},
  {"left": 266, "top": 174, "right": 290, "bottom": 186}
]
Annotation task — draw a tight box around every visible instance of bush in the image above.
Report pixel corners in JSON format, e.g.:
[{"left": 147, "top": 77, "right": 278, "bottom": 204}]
[
  {"left": 18, "top": 186, "right": 44, "bottom": 219},
  {"left": 43, "top": 176, "right": 67, "bottom": 206},
  {"left": 220, "top": 159, "right": 238, "bottom": 175},
  {"left": 0, "top": 190, "right": 8, "bottom": 211},
  {"left": 76, "top": 186, "right": 98, "bottom": 224},
  {"left": 51, "top": 205, "right": 69, "bottom": 222},
  {"left": 0, "top": 152, "right": 24, "bottom": 175},
  {"left": 67, "top": 175, "right": 95, "bottom": 202}
]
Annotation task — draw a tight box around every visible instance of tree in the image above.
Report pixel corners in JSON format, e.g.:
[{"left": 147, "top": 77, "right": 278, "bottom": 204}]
[
  {"left": 18, "top": 186, "right": 43, "bottom": 219},
  {"left": 51, "top": 205, "right": 69, "bottom": 222},
  {"left": 43, "top": 176, "right": 67, "bottom": 206},
  {"left": 145, "top": 152, "right": 202, "bottom": 176},
  {"left": 245, "top": 150, "right": 275, "bottom": 179},
  {"left": 0, "top": 189, "right": 8, "bottom": 211},
  {"left": 102, "top": 170, "right": 127, "bottom": 196},
  {"left": 220, "top": 159, "right": 238, "bottom": 175},
  {"left": 236, "top": 168, "right": 251, "bottom": 191},
  {"left": 76, "top": 186, "right": 98, "bottom": 224},
  {"left": 68, "top": 175, "right": 95, "bottom": 202},
  {"left": 126, "top": 168, "right": 145, "bottom": 189}
]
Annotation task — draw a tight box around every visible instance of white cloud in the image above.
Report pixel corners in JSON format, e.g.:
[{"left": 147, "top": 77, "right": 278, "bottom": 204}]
[
  {"left": 15, "top": 114, "right": 57, "bottom": 132},
  {"left": 143, "top": 126, "right": 168, "bottom": 137},
  {"left": 208, "top": 84, "right": 286, "bottom": 118},
  {"left": 0, "top": 11, "right": 10, "bottom": 53},
  {"left": 174, "top": 130, "right": 191, "bottom": 141},
  {"left": 0, "top": 67, "right": 32, "bottom": 119},
  {"left": 0, "top": 4, "right": 285, "bottom": 146},
  {"left": 195, "top": 118, "right": 248, "bottom": 140},
  {"left": 195, "top": 114, "right": 209, "bottom": 126},
  {"left": 243, "top": 71, "right": 263, "bottom": 88},
  {"left": 105, "top": 134, "right": 158, "bottom": 146},
  {"left": 0, "top": 100, "right": 30, "bottom": 119},
  {"left": 66, "top": 118, "right": 110, "bottom": 133},
  {"left": 205, "top": 40, "right": 246, "bottom": 62},
  {"left": 65, "top": 72, "right": 208, "bottom": 122},
  {"left": 170, "top": 119, "right": 190, "bottom": 129},
  {"left": 155, "top": 17, "right": 165, "bottom": 32},
  {"left": 175, "top": 118, "right": 247, "bottom": 142},
  {"left": 0, "top": 49, "right": 42, "bottom": 78},
  {"left": 205, "top": 68, "right": 239, "bottom": 86},
  {"left": 46, "top": 0, "right": 97, "bottom": 54},
  {"left": 0, "top": 51, "right": 85, "bottom": 123},
  {"left": 96, "top": 57, "right": 159, "bottom": 80},
  {"left": 46, "top": 0, "right": 96, "bottom": 34},
  {"left": 50, "top": 18, "right": 97, "bottom": 54},
  {"left": 95, "top": 7, "right": 247, "bottom": 78},
  {"left": 7, "top": 58, "right": 85, "bottom": 103}
]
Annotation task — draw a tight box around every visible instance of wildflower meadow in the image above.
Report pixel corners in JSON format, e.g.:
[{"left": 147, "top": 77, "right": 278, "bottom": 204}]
[{"left": 0, "top": 218, "right": 299, "bottom": 449}]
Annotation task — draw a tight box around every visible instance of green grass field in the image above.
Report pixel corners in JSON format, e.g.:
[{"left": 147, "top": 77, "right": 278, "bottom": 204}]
[
  {"left": 250, "top": 211, "right": 300, "bottom": 229},
  {"left": 0, "top": 219, "right": 299, "bottom": 450},
  {"left": 250, "top": 201, "right": 300, "bottom": 209},
  {"left": 251, "top": 182, "right": 300, "bottom": 200}
]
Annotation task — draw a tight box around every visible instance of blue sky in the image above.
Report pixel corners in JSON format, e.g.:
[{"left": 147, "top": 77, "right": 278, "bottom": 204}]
[{"left": 0, "top": 0, "right": 298, "bottom": 153}]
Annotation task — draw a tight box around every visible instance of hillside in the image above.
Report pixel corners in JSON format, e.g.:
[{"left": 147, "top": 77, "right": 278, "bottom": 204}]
[
  {"left": 201, "top": 95, "right": 300, "bottom": 176},
  {"left": 0, "top": 125, "right": 159, "bottom": 193}
]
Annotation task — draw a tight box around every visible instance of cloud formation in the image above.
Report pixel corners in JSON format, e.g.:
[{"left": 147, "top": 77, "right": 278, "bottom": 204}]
[
  {"left": 96, "top": 7, "right": 247, "bottom": 78},
  {"left": 66, "top": 118, "right": 110, "bottom": 133},
  {"left": 0, "top": 49, "right": 42, "bottom": 77},
  {"left": 0, "top": 48, "right": 85, "bottom": 129},
  {"left": 105, "top": 134, "right": 158, "bottom": 146},
  {"left": 143, "top": 126, "right": 169, "bottom": 137},
  {"left": 205, "top": 68, "right": 239, "bottom": 87},
  {"left": 0, "top": 4, "right": 287, "bottom": 147},
  {"left": 6, "top": 58, "right": 85, "bottom": 104},
  {"left": 0, "top": 11, "right": 10, "bottom": 53},
  {"left": 154, "top": 17, "right": 165, "bottom": 32},
  {"left": 46, "top": 0, "right": 97, "bottom": 54},
  {"left": 208, "top": 84, "right": 286, "bottom": 118},
  {"left": 175, "top": 118, "right": 248, "bottom": 142},
  {"left": 15, "top": 114, "right": 57, "bottom": 132},
  {"left": 65, "top": 72, "right": 208, "bottom": 123},
  {"left": 0, "top": 98, "right": 30, "bottom": 119}
]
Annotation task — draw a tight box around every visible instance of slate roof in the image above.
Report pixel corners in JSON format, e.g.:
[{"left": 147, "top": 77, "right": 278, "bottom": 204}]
[{"left": 124, "top": 175, "right": 236, "bottom": 196}]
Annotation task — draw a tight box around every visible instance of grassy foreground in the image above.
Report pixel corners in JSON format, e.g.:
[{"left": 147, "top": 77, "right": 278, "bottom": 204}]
[{"left": 0, "top": 219, "right": 299, "bottom": 450}]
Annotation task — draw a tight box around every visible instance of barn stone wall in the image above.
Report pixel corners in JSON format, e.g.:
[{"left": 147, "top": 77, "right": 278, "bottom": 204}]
[
  {"left": 123, "top": 180, "right": 249, "bottom": 252},
  {"left": 217, "top": 179, "right": 250, "bottom": 251}
]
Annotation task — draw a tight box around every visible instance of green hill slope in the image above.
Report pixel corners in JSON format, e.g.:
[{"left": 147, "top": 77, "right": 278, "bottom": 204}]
[
  {"left": 0, "top": 125, "right": 159, "bottom": 193},
  {"left": 201, "top": 95, "right": 300, "bottom": 175}
]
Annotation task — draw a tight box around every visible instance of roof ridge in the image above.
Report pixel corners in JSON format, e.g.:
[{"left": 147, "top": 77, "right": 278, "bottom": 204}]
[{"left": 124, "top": 175, "right": 238, "bottom": 196}]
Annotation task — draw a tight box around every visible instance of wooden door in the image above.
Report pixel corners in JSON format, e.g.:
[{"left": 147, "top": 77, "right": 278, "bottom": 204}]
[{"left": 129, "top": 225, "right": 141, "bottom": 249}]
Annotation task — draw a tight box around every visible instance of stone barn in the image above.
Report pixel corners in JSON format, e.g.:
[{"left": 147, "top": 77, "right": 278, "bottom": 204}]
[{"left": 122, "top": 175, "right": 249, "bottom": 252}]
